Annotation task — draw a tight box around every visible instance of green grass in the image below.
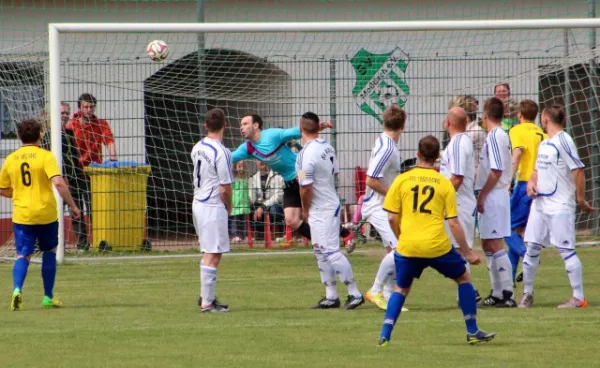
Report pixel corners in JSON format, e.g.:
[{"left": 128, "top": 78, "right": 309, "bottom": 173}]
[{"left": 1, "top": 247, "right": 600, "bottom": 368}]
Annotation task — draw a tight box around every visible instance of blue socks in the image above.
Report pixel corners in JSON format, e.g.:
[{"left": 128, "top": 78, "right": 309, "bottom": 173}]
[
  {"left": 505, "top": 232, "right": 527, "bottom": 282},
  {"left": 380, "top": 292, "right": 406, "bottom": 341},
  {"left": 13, "top": 257, "right": 30, "bottom": 291},
  {"left": 458, "top": 283, "right": 479, "bottom": 334},
  {"left": 41, "top": 252, "right": 57, "bottom": 298}
]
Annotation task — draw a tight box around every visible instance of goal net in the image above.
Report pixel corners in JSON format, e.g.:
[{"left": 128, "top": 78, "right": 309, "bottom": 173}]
[{"left": 1, "top": 21, "right": 600, "bottom": 260}]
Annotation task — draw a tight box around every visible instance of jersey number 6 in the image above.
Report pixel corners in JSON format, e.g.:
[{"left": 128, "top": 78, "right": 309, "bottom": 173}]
[
  {"left": 410, "top": 184, "right": 435, "bottom": 214},
  {"left": 20, "top": 162, "right": 31, "bottom": 187}
]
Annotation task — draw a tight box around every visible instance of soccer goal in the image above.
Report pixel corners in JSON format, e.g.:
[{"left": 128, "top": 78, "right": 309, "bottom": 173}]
[{"left": 2, "top": 19, "right": 599, "bottom": 263}]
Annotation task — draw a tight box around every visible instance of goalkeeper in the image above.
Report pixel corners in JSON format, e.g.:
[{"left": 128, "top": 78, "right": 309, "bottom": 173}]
[{"left": 232, "top": 112, "right": 356, "bottom": 251}]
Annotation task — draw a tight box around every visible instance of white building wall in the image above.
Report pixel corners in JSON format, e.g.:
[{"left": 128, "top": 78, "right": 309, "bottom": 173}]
[{"left": 0, "top": 0, "right": 597, "bottom": 217}]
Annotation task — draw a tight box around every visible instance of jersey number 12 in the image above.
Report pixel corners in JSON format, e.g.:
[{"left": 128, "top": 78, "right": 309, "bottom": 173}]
[{"left": 411, "top": 184, "right": 435, "bottom": 214}]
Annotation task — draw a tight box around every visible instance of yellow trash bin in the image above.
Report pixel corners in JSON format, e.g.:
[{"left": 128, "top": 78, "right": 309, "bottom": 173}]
[{"left": 84, "top": 163, "right": 151, "bottom": 252}]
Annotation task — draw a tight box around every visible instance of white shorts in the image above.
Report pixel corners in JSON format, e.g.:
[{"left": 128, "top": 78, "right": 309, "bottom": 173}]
[
  {"left": 193, "top": 201, "right": 230, "bottom": 254},
  {"left": 309, "top": 207, "right": 341, "bottom": 251},
  {"left": 524, "top": 201, "right": 575, "bottom": 250},
  {"left": 478, "top": 188, "right": 510, "bottom": 239},
  {"left": 445, "top": 205, "right": 476, "bottom": 249},
  {"left": 361, "top": 205, "right": 397, "bottom": 249}
]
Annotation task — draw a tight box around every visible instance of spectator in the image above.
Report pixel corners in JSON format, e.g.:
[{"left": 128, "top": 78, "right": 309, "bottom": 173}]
[
  {"left": 494, "top": 83, "right": 511, "bottom": 101},
  {"left": 65, "top": 93, "right": 117, "bottom": 251},
  {"left": 249, "top": 161, "right": 284, "bottom": 240},
  {"left": 230, "top": 161, "right": 251, "bottom": 243},
  {"left": 502, "top": 97, "right": 519, "bottom": 132}
]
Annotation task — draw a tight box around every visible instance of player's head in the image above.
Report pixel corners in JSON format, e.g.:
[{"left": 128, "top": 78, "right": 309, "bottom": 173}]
[
  {"left": 17, "top": 119, "right": 42, "bottom": 145},
  {"left": 483, "top": 97, "right": 504, "bottom": 124},
  {"left": 518, "top": 99, "right": 538, "bottom": 122},
  {"left": 445, "top": 107, "right": 468, "bottom": 132},
  {"left": 61, "top": 102, "right": 71, "bottom": 125},
  {"left": 416, "top": 135, "right": 440, "bottom": 165},
  {"left": 541, "top": 104, "right": 566, "bottom": 130},
  {"left": 205, "top": 108, "right": 226, "bottom": 134},
  {"left": 494, "top": 83, "right": 510, "bottom": 100},
  {"left": 240, "top": 113, "right": 263, "bottom": 140},
  {"left": 300, "top": 111, "right": 320, "bottom": 136},
  {"left": 77, "top": 93, "right": 97, "bottom": 119},
  {"left": 382, "top": 105, "right": 406, "bottom": 132}
]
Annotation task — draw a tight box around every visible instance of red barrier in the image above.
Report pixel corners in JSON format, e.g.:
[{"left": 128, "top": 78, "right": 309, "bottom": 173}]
[
  {"left": 246, "top": 214, "right": 253, "bottom": 248},
  {"left": 264, "top": 212, "right": 272, "bottom": 249}
]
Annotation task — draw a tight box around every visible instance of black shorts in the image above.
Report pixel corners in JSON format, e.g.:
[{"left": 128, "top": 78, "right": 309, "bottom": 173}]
[{"left": 283, "top": 179, "right": 302, "bottom": 209}]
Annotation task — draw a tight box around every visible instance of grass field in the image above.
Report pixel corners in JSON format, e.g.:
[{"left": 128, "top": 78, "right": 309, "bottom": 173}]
[{"left": 1, "top": 245, "right": 600, "bottom": 368}]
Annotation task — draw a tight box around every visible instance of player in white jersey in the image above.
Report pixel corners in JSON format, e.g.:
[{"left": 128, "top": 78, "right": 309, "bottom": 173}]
[
  {"left": 191, "top": 108, "right": 234, "bottom": 313},
  {"left": 295, "top": 112, "right": 365, "bottom": 310},
  {"left": 519, "top": 104, "right": 595, "bottom": 309},
  {"left": 475, "top": 98, "right": 516, "bottom": 308},
  {"left": 362, "top": 105, "right": 406, "bottom": 311},
  {"left": 440, "top": 107, "right": 482, "bottom": 304}
]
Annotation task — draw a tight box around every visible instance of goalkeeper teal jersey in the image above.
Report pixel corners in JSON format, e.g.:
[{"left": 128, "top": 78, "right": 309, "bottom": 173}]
[{"left": 232, "top": 126, "right": 301, "bottom": 181}]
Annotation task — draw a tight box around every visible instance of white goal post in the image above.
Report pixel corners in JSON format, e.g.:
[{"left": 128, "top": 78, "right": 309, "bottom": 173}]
[{"left": 48, "top": 19, "right": 600, "bottom": 263}]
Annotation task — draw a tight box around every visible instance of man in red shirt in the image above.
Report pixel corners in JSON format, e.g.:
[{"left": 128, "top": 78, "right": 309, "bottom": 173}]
[{"left": 66, "top": 93, "right": 117, "bottom": 251}]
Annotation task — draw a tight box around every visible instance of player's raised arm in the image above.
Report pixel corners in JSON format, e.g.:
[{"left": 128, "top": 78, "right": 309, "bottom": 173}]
[{"left": 231, "top": 142, "right": 251, "bottom": 164}]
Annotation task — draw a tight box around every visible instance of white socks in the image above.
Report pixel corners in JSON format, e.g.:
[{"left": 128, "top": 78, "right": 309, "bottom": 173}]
[
  {"left": 522, "top": 242, "right": 542, "bottom": 294},
  {"left": 370, "top": 251, "right": 395, "bottom": 294},
  {"left": 314, "top": 249, "right": 338, "bottom": 300},
  {"left": 200, "top": 262, "right": 217, "bottom": 307},
  {"left": 328, "top": 251, "right": 361, "bottom": 298},
  {"left": 560, "top": 249, "right": 584, "bottom": 300}
]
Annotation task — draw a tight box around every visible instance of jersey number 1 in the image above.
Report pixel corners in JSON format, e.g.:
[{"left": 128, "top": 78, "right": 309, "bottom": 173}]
[
  {"left": 196, "top": 160, "right": 202, "bottom": 187},
  {"left": 411, "top": 185, "right": 435, "bottom": 214}
]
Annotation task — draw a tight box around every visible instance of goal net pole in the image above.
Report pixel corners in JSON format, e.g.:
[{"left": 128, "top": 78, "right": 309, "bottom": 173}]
[{"left": 48, "top": 19, "right": 600, "bottom": 263}]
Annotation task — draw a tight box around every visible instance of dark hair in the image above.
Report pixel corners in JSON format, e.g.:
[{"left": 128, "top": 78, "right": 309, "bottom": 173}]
[
  {"left": 205, "top": 108, "right": 226, "bottom": 132},
  {"left": 543, "top": 104, "right": 566, "bottom": 126},
  {"left": 519, "top": 99, "right": 538, "bottom": 121},
  {"left": 17, "top": 119, "right": 42, "bottom": 144},
  {"left": 243, "top": 113, "right": 263, "bottom": 130},
  {"left": 418, "top": 135, "right": 440, "bottom": 164},
  {"left": 494, "top": 83, "right": 510, "bottom": 94},
  {"left": 484, "top": 97, "right": 504, "bottom": 121},
  {"left": 77, "top": 93, "right": 97, "bottom": 108},
  {"left": 301, "top": 111, "right": 320, "bottom": 134},
  {"left": 382, "top": 105, "right": 406, "bottom": 131}
]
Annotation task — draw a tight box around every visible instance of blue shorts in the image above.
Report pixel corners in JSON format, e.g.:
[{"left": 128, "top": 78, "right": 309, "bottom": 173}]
[
  {"left": 510, "top": 181, "right": 533, "bottom": 230},
  {"left": 13, "top": 222, "right": 59, "bottom": 257},
  {"left": 394, "top": 248, "right": 467, "bottom": 289}
]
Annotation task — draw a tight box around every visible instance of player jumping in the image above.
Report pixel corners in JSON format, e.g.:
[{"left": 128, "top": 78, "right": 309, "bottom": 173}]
[{"left": 232, "top": 113, "right": 356, "bottom": 251}]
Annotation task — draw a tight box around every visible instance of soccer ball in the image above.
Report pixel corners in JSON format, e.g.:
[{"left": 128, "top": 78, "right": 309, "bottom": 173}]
[{"left": 146, "top": 40, "right": 169, "bottom": 62}]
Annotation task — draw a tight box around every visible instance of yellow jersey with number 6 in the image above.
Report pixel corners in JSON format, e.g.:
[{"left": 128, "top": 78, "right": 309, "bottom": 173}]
[
  {"left": 0, "top": 145, "right": 61, "bottom": 225},
  {"left": 383, "top": 167, "right": 458, "bottom": 258}
]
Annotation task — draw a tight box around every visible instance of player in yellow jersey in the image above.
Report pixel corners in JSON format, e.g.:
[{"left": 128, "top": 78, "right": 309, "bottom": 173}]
[
  {"left": 0, "top": 119, "right": 80, "bottom": 311},
  {"left": 506, "top": 100, "right": 546, "bottom": 284},
  {"left": 378, "top": 135, "right": 495, "bottom": 346}
]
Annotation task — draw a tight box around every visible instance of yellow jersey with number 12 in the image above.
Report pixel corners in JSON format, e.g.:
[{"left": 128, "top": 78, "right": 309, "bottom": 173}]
[
  {"left": 509, "top": 121, "right": 547, "bottom": 182},
  {"left": 383, "top": 167, "right": 458, "bottom": 258},
  {"left": 0, "top": 145, "right": 61, "bottom": 225}
]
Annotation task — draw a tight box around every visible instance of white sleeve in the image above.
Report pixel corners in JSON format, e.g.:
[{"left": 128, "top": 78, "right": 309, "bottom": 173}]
[
  {"left": 366, "top": 139, "right": 394, "bottom": 178},
  {"left": 333, "top": 152, "right": 340, "bottom": 175},
  {"left": 558, "top": 133, "right": 585, "bottom": 170},
  {"left": 216, "top": 147, "right": 234, "bottom": 185},
  {"left": 450, "top": 135, "right": 470, "bottom": 177},
  {"left": 296, "top": 148, "right": 314, "bottom": 186},
  {"left": 488, "top": 130, "right": 505, "bottom": 171}
]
